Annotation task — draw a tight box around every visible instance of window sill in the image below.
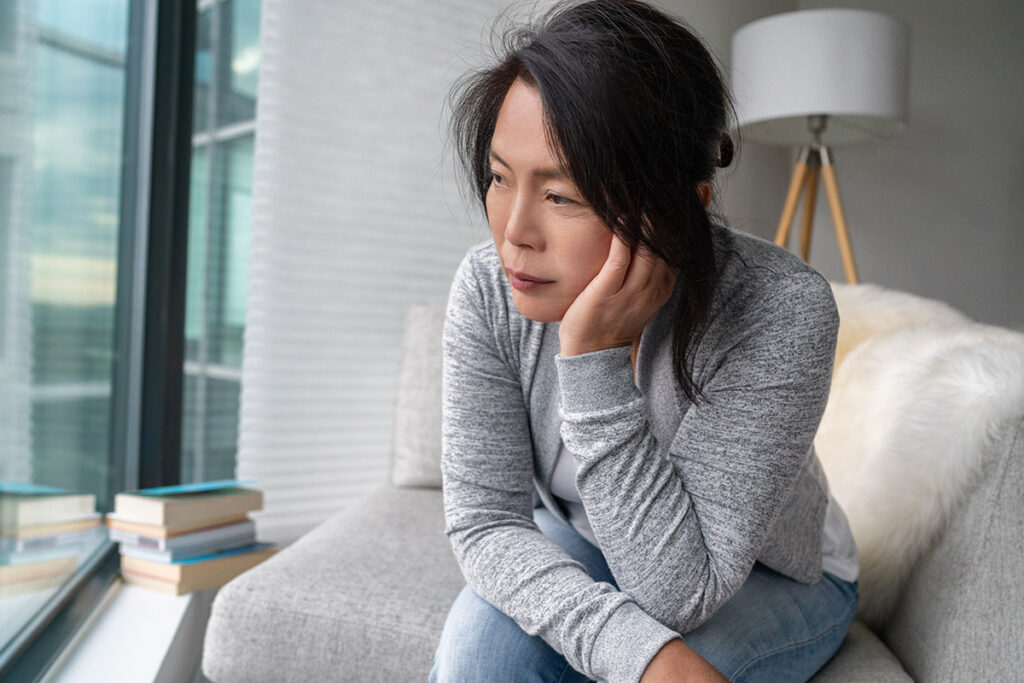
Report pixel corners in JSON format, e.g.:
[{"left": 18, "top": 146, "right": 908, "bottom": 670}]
[{"left": 44, "top": 579, "right": 216, "bottom": 683}]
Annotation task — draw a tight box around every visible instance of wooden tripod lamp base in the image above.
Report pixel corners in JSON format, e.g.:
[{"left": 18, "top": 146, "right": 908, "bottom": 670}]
[{"left": 774, "top": 144, "right": 860, "bottom": 284}]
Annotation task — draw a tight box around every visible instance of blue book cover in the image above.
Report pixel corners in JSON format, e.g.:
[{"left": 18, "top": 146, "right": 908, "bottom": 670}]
[
  {"left": 170, "top": 542, "right": 275, "bottom": 565},
  {"left": 128, "top": 479, "right": 258, "bottom": 497},
  {"left": 0, "top": 482, "right": 73, "bottom": 495}
]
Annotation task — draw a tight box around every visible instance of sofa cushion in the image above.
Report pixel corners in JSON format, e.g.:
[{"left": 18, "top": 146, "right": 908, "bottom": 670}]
[
  {"left": 810, "top": 621, "right": 912, "bottom": 682},
  {"left": 204, "top": 482, "right": 918, "bottom": 683},
  {"left": 202, "top": 485, "right": 463, "bottom": 682},
  {"left": 391, "top": 303, "right": 446, "bottom": 488}
]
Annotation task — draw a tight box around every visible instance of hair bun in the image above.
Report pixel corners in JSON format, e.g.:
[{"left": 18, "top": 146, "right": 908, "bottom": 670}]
[{"left": 717, "top": 134, "right": 734, "bottom": 168}]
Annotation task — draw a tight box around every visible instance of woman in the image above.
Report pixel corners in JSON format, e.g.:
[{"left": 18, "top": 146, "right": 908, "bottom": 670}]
[{"left": 432, "top": 2, "right": 859, "bottom": 681}]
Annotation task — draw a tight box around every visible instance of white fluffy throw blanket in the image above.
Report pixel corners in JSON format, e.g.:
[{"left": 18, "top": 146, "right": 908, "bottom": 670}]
[{"left": 814, "top": 284, "right": 1024, "bottom": 628}]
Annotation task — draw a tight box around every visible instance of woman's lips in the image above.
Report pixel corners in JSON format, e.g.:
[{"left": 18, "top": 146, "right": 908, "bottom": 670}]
[{"left": 508, "top": 269, "right": 554, "bottom": 293}]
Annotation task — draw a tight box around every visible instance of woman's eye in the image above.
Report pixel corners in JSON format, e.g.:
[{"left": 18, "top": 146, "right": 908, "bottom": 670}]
[{"left": 490, "top": 172, "right": 506, "bottom": 186}]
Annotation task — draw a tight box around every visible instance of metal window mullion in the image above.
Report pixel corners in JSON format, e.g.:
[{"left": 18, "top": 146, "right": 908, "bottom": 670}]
[
  {"left": 110, "top": 0, "right": 159, "bottom": 501},
  {"left": 137, "top": 0, "right": 196, "bottom": 489}
]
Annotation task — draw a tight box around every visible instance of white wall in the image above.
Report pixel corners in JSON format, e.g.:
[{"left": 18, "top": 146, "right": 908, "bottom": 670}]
[
  {"left": 651, "top": 0, "right": 798, "bottom": 250},
  {"left": 240, "top": 0, "right": 543, "bottom": 544},
  {"left": 811, "top": 0, "right": 1023, "bottom": 330}
]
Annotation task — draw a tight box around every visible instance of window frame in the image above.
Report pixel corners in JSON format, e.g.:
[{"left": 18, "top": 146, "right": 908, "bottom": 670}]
[{"left": 0, "top": 0, "right": 196, "bottom": 678}]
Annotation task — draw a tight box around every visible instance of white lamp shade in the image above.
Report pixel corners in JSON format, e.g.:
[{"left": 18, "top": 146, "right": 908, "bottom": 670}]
[{"left": 731, "top": 9, "right": 910, "bottom": 146}]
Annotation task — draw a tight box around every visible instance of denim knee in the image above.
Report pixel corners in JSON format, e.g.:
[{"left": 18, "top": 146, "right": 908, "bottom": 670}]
[{"left": 431, "top": 584, "right": 586, "bottom": 683}]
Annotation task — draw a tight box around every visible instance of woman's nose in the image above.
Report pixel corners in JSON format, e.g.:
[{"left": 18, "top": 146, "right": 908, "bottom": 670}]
[{"left": 504, "top": 194, "right": 544, "bottom": 250}]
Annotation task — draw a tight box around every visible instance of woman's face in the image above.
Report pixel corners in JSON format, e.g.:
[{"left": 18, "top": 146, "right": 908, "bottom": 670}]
[{"left": 486, "top": 78, "right": 613, "bottom": 323}]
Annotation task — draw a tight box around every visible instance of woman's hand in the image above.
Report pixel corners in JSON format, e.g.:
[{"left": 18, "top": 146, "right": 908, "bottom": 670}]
[
  {"left": 559, "top": 233, "right": 676, "bottom": 357},
  {"left": 639, "top": 639, "right": 729, "bottom": 683}
]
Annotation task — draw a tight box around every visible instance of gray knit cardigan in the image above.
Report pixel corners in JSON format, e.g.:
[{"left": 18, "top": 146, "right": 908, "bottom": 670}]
[{"left": 441, "top": 224, "right": 839, "bottom": 683}]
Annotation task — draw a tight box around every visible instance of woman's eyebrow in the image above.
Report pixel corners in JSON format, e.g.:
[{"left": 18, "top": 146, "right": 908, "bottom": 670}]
[{"left": 489, "top": 149, "right": 569, "bottom": 180}]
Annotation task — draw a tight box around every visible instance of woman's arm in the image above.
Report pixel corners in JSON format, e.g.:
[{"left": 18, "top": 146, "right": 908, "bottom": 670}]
[
  {"left": 558, "top": 270, "right": 839, "bottom": 634},
  {"left": 441, "top": 247, "right": 680, "bottom": 683},
  {"left": 641, "top": 639, "right": 729, "bottom": 683}
]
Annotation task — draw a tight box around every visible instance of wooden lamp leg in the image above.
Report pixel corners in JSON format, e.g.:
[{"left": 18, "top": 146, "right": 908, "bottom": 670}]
[
  {"left": 774, "top": 146, "right": 812, "bottom": 249},
  {"left": 819, "top": 146, "right": 860, "bottom": 284},
  {"left": 798, "top": 157, "right": 820, "bottom": 262}
]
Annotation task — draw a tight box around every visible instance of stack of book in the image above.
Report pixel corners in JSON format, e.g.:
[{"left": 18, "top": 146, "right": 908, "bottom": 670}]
[
  {"left": 1, "top": 483, "right": 103, "bottom": 597},
  {"left": 107, "top": 480, "right": 275, "bottom": 596}
]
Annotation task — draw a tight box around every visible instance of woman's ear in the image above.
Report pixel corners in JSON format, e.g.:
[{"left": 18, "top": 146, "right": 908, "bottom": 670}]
[{"left": 698, "top": 181, "right": 713, "bottom": 209}]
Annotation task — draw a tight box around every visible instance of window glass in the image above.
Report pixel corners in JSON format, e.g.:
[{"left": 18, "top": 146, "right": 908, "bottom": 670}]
[
  {"left": 0, "top": 0, "right": 131, "bottom": 656},
  {"left": 181, "top": 0, "right": 260, "bottom": 484},
  {"left": 0, "top": 2, "right": 16, "bottom": 53},
  {"left": 193, "top": 6, "right": 214, "bottom": 136},
  {"left": 222, "top": 0, "right": 260, "bottom": 125}
]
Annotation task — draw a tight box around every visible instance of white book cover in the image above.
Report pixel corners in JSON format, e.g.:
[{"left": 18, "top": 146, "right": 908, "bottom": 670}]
[
  {"left": 0, "top": 526, "right": 105, "bottom": 553},
  {"left": 0, "top": 489, "right": 97, "bottom": 527},
  {"left": 0, "top": 544, "right": 82, "bottom": 567},
  {"left": 111, "top": 519, "right": 255, "bottom": 554},
  {"left": 118, "top": 534, "right": 257, "bottom": 564}
]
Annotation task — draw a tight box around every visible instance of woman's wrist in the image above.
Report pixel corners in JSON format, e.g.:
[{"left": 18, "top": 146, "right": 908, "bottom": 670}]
[
  {"left": 639, "top": 638, "right": 728, "bottom": 683},
  {"left": 558, "top": 337, "right": 632, "bottom": 358}
]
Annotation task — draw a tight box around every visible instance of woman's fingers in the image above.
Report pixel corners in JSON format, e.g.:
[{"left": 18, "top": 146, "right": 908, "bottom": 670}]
[
  {"left": 591, "top": 234, "right": 675, "bottom": 303},
  {"left": 622, "top": 243, "right": 675, "bottom": 303},
  {"left": 558, "top": 233, "right": 677, "bottom": 357},
  {"left": 590, "top": 232, "right": 633, "bottom": 295}
]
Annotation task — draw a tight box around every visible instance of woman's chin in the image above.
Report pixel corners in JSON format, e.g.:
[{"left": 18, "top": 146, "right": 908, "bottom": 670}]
[{"left": 511, "top": 294, "right": 568, "bottom": 323}]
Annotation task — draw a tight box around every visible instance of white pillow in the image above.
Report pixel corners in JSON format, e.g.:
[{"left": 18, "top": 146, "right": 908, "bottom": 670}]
[
  {"left": 816, "top": 289, "right": 1024, "bottom": 628},
  {"left": 390, "top": 302, "right": 447, "bottom": 488}
]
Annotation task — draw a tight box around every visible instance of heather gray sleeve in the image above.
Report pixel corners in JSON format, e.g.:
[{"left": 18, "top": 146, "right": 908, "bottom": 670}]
[
  {"left": 441, "top": 251, "right": 678, "bottom": 683},
  {"left": 557, "top": 271, "right": 839, "bottom": 634}
]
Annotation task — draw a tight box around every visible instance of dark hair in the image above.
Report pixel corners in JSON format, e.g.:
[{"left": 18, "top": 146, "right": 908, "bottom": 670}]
[{"left": 449, "top": 0, "right": 736, "bottom": 404}]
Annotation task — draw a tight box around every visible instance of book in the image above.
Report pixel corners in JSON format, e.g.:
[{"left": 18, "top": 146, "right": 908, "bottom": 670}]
[
  {"left": 0, "top": 555, "right": 77, "bottom": 586},
  {"left": 0, "top": 526, "right": 105, "bottom": 553},
  {"left": 1, "top": 515, "right": 102, "bottom": 541},
  {"left": 114, "top": 520, "right": 256, "bottom": 562},
  {"left": 126, "top": 479, "right": 256, "bottom": 496},
  {"left": 0, "top": 544, "right": 83, "bottom": 566},
  {"left": 120, "top": 543, "right": 275, "bottom": 595},
  {"left": 0, "top": 572, "right": 71, "bottom": 598},
  {"left": 0, "top": 490, "right": 97, "bottom": 527},
  {"left": 120, "top": 572, "right": 212, "bottom": 596},
  {"left": 113, "top": 486, "right": 262, "bottom": 527},
  {"left": 105, "top": 513, "right": 250, "bottom": 539},
  {"left": 0, "top": 483, "right": 69, "bottom": 494},
  {"left": 120, "top": 571, "right": 190, "bottom": 596},
  {"left": 119, "top": 539, "right": 251, "bottom": 564}
]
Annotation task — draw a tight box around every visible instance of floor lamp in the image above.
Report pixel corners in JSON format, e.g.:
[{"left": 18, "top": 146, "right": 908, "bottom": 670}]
[{"left": 731, "top": 9, "right": 910, "bottom": 284}]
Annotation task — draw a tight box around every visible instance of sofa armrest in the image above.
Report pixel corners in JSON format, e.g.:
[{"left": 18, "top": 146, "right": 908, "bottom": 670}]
[{"left": 884, "top": 414, "right": 1024, "bottom": 680}]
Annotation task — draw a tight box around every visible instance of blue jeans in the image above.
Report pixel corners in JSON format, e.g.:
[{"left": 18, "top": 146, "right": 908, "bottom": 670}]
[{"left": 430, "top": 506, "right": 858, "bottom": 682}]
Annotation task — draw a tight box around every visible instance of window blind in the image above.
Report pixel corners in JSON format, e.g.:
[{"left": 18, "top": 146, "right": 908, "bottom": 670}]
[{"left": 240, "top": 0, "right": 528, "bottom": 544}]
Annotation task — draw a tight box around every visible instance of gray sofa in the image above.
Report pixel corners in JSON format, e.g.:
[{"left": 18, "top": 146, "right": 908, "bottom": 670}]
[{"left": 203, "top": 286, "right": 1024, "bottom": 682}]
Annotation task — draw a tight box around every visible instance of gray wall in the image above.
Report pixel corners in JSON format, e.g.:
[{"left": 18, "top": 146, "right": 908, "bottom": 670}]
[
  {"left": 652, "top": 1, "right": 796, "bottom": 251},
  {"left": 660, "top": 0, "right": 1024, "bottom": 330}
]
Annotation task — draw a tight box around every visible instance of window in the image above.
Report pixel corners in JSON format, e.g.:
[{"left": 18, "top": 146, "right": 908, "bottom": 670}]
[
  {"left": 182, "top": 0, "right": 260, "bottom": 484},
  {"left": 0, "top": 0, "right": 256, "bottom": 676},
  {"left": 0, "top": 0, "right": 134, "bottom": 664}
]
